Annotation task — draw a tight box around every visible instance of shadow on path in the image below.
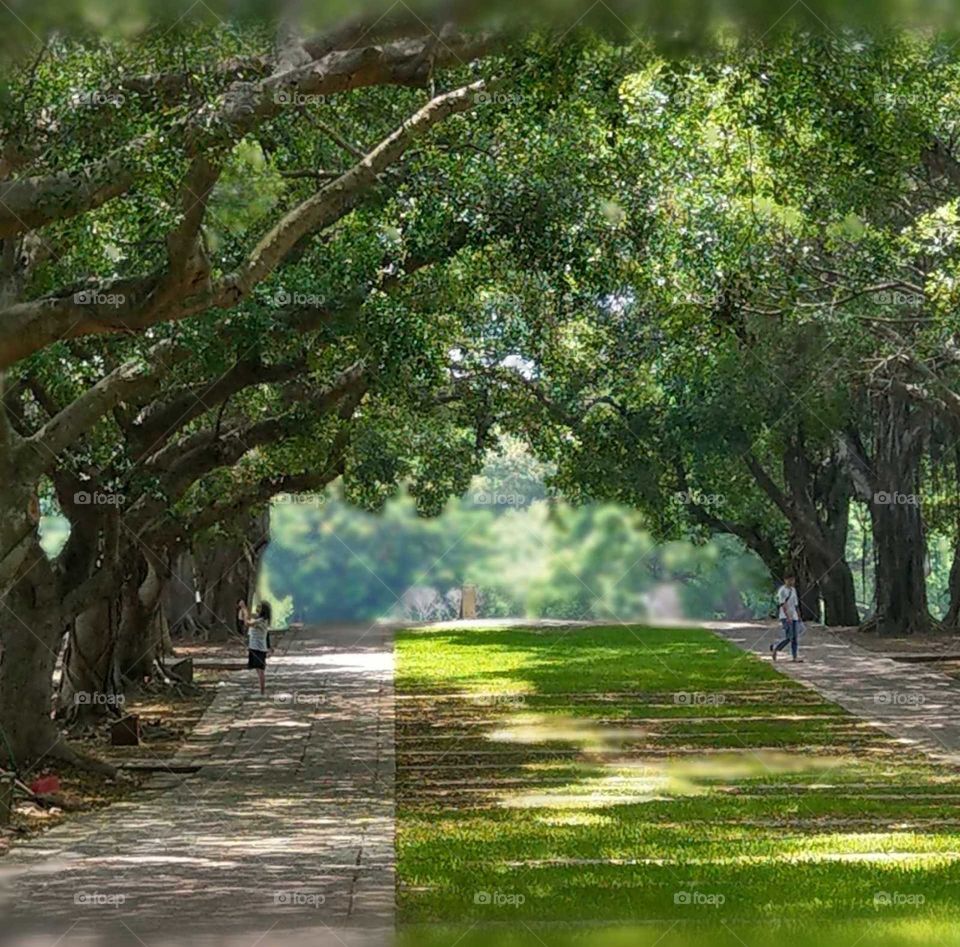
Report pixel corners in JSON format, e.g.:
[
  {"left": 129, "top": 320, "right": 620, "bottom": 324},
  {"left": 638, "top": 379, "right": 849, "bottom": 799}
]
[
  {"left": 710, "top": 620, "right": 960, "bottom": 766},
  {"left": 1, "top": 623, "right": 396, "bottom": 947}
]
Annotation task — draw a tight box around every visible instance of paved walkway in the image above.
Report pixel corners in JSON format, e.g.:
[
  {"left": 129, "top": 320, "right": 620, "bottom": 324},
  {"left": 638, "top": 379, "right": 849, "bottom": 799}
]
[
  {"left": 711, "top": 621, "right": 960, "bottom": 766},
  {"left": 1, "top": 624, "right": 396, "bottom": 947}
]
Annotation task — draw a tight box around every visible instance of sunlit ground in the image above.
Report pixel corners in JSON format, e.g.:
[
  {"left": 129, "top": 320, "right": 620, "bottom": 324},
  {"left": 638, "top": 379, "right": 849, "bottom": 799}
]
[{"left": 394, "top": 625, "right": 960, "bottom": 947}]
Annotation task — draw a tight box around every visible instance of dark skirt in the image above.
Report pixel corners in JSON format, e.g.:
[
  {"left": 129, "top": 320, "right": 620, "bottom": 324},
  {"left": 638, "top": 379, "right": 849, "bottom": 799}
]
[{"left": 248, "top": 649, "right": 267, "bottom": 670}]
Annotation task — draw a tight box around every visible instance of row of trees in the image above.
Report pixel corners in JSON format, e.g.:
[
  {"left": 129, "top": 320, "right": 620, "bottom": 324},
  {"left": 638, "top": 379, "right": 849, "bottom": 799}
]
[
  {"left": 492, "top": 31, "right": 960, "bottom": 638},
  {"left": 0, "top": 7, "right": 628, "bottom": 767},
  {"left": 6, "top": 9, "right": 960, "bottom": 770}
]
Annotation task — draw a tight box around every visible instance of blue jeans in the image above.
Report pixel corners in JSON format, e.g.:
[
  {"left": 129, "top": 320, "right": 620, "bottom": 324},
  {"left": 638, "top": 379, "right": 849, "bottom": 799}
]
[{"left": 774, "top": 619, "right": 799, "bottom": 659}]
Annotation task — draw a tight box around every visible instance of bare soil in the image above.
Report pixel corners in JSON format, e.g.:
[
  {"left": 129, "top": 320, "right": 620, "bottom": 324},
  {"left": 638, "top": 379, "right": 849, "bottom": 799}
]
[{"left": 0, "top": 634, "right": 248, "bottom": 856}]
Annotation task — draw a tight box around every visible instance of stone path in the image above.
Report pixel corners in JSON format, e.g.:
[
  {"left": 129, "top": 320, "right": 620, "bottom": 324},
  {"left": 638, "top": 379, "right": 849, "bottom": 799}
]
[
  {"left": 711, "top": 620, "right": 960, "bottom": 766},
  {"left": 1, "top": 624, "right": 396, "bottom": 947}
]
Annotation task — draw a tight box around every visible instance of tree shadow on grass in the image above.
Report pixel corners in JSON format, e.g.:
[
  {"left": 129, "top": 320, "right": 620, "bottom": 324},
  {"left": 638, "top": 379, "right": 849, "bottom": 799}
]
[{"left": 396, "top": 624, "right": 960, "bottom": 944}]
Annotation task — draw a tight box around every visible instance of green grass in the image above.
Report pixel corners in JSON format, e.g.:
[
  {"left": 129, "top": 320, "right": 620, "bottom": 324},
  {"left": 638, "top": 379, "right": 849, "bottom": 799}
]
[{"left": 395, "top": 624, "right": 960, "bottom": 947}]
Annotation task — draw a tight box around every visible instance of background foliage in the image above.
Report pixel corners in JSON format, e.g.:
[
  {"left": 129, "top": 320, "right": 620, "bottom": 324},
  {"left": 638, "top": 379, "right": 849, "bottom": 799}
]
[{"left": 262, "top": 440, "right": 775, "bottom": 623}]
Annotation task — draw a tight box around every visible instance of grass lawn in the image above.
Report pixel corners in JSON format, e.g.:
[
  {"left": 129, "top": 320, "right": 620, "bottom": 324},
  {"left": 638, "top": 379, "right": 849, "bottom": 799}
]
[{"left": 395, "top": 624, "right": 960, "bottom": 947}]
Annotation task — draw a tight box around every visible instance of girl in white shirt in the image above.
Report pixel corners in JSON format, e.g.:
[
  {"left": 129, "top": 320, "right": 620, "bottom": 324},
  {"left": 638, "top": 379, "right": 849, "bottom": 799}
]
[{"left": 245, "top": 601, "right": 273, "bottom": 694}]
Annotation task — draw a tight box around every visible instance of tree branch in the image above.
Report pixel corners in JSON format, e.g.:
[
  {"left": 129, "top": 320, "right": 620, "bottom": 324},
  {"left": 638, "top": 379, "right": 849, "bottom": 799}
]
[
  {"left": 20, "top": 340, "right": 190, "bottom": 477},
  {"left": 0, "top": 78, "right": 489, "bottom": 368},
  {"left": 223, "top": 77, "right": 489, "bottom": 299},
  {"left": 140, "top": 361, "right": 367, "bottom": 511},
  {"left": 0, "top": 149, "right": 142, "bottom": 239}
]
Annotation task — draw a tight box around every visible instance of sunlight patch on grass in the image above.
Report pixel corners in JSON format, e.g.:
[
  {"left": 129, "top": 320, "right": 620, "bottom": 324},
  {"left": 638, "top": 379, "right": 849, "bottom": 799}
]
[
  {"left": 486, "top": 713, "right": 642, "bottom": 750},
  {"left": 499, "top": 771, "right": 698, "bottom": 809},
  {"left": 668, "top": 750, "right": 842, "bottom": 782},
  {"left": 536, "top": 813, "right": 615, "bottom": 827},
  {"left": 396, "top": 623, "right": 960, "bottom": 938}
]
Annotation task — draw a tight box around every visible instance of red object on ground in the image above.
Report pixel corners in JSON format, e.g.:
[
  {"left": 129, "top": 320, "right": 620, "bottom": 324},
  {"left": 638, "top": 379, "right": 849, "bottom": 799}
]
[{"left": 30, "top": 775, "right": 60, "bottom": 796}]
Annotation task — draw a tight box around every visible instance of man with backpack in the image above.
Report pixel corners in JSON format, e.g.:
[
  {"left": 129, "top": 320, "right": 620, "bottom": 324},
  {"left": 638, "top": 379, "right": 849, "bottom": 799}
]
[{"left": 770, "top": 573, "right": 803, "bottom": 663}]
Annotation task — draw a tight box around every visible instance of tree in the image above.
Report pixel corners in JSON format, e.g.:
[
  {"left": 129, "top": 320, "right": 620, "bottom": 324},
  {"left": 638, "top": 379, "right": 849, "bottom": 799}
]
[
  {"left": 0, "top": 11, "right": 519, "bottom": 763},
  {"left": 491, "top": 29, "right": 960, "bottom": 634}
]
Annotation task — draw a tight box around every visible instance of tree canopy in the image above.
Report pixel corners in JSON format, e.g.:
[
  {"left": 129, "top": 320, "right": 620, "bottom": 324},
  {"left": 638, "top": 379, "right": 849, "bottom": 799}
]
[{"left": 6, "top": 7, "right": 960, "bottom": 768}]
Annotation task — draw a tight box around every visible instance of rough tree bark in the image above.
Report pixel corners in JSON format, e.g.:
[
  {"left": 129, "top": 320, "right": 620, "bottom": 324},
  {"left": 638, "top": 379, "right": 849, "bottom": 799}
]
[
  {"left": 116, "top": 556, "right": 168, "bottom": 681},
  {"left": 56, "top": 597, "right": 121, "bottom": 722},
  {"left": 0, "top": 566, "right": 65, "bottom": 765},
  {"left": 163, "top": 549, "right": 203, "bottom": 636},
  {"left": 744, "top": 433, "right": 859, "bottom": 626},
  {"left": 815, "top": 453, "right": 859, "bottom": 626},
  {"left": 787, "top": 538, "right": 822, "bottom": 624},
  {"left": 870, "top": 396, "right": 932, "bottom": 636},
  {"left": 841, "top": 395, "right": 933, "bottom": 636},
  {"left": 193, "top": 511, "right": 270, "bottom": 638},
  {"left": 0, "top": 396, "right": 70, "bottom": 762}
]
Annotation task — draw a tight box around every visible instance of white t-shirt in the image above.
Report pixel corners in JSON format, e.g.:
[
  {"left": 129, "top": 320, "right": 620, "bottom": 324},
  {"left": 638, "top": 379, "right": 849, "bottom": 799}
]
[
  {"left": 248, "top": 618, "right": 270, "bottom": 652},
  {"left": 777, "top": 585, "right": 799, "bottom": 621}
]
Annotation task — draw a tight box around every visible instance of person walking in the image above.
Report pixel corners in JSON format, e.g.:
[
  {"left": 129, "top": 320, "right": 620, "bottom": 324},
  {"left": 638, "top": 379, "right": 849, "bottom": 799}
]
[{"left": 771, "top": 573, "right": 803, "bottom": 663}]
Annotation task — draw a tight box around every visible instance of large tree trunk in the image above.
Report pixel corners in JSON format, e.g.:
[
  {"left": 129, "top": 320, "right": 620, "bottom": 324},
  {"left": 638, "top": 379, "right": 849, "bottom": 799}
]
[
  {"left": 164, "top": 548, "right": 203, "bottom": 637},
  {"left": 159, "top": 604, "right": 174, "bottom": 656},
  {"left": 0, "top": 273, "right": 61, "bottom": 764},
  {"left": 789, "top": 538, "right": 822, "bottom": 623},
  {"left": 871, "top": 500, "right": 931, "bottom": 636},
  {"left": 0, "top": 422, "right": 67, "bottom": 762},
  {"left": 0, "top": 563, "right": 71, "bottom": 766},
  {"left": 0, "top": 484, "right": 117, "bottom": 770},
  {"left": 815, "top": 456, "right": 860, "bottom": 626},
  {"left": 57, "top": 596, "right": 121, "bottom": 722},
  {"left": 781, "top": 436, "right": 859, "bottom": 626},
  {"left": 194, "top": 511, "right": 269, "bottom": 637},
  {"left": 868, "top": 395, "right": 932, "bottom": 636},
  {"left": 116, "top": 557, "right": 167, "bottom": 682},
  {"left": 817, "top": 559, "right": 859, "bottom": 626},
  {"left": 0, "top": 421, "right": 41, "bottom": 593},
  {"left": 746, "top": 434, "right": 859, "bottom": 626}
]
